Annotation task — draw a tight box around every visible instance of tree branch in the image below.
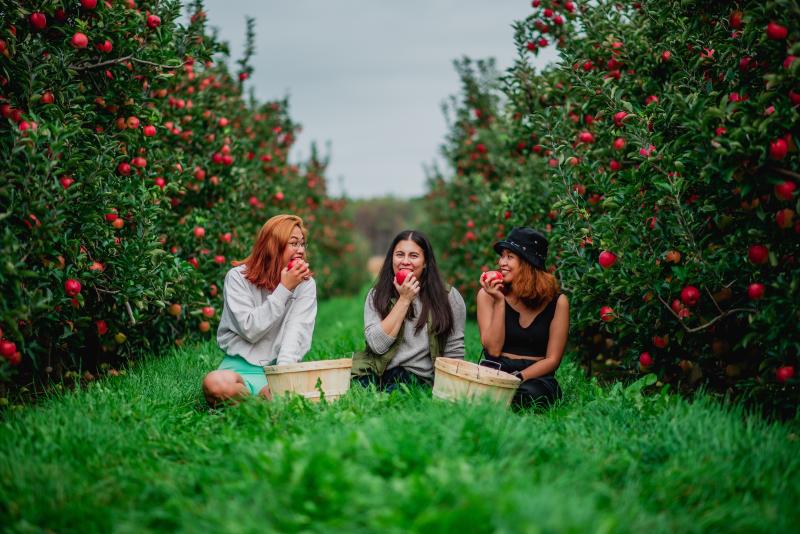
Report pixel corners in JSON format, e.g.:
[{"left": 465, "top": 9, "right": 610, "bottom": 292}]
[
  {"left": 655, "top": 292, "right": 755, "bottom": 333},
  {"left": 71, "top": 54, "right": 186, "bottom": 72}
]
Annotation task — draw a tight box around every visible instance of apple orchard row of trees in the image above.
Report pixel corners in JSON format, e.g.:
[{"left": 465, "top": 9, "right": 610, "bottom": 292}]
[
  {"left": 0, "top": 0, "right": 366, "bottom": 394},
  {"left": 426, "top": 0, "right": 799, "bottom": 407}
]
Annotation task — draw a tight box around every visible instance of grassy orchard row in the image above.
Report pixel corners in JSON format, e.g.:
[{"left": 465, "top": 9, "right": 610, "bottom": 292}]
[
  {"left": 0, "top": 1, "right": 366, "bottom": 395},
  {"left": 426, "top": 0, "right": 798, "bottom": 409}
]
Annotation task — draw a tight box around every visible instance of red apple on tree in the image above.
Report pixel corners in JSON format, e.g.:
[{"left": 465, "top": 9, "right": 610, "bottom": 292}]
[
  {"left": 65, "top": 279, "right": 82, "bottom": 297},
  {"left": 202, "top": 306, "right": 215, "bottom": 318},
  {"left": 748, "top": 244, "right": 769, "bottom": 265},
  {"left": 769, "top": 138, "right": 788, "bottom": 160},
  {"left": 70, "top": 32, "right": 89, "bottom": 49},
  {"left": 774, "top": 181, "right": 796, "bottom": 201},
  {"left": 776, "top": 366, "right": 795, "bottom": 383},
  {"left": 0, "top": 340, "right": 16, "bottom": 359},
  {"left": 766, "top": 21, "right": 788, "bottom": 40},
  {"left": 30, "top": 13, "right": 47, "bottom": 30},
  {"left": 598, "top": 250, "right": 617, "bottom": 268},
  {"left": 680, "top": 285, "right": 700, "bottom": 307},
  {"left": 600, "top": 306, "right": 615, "bottom": 322},
  {"left": 193, "top": 226, "right": 205, "bottom": 239},
  {"left": 146, "top": 14, "right": 161, "bottom": 29},
  {"left": 747, "top": 283, "right": 765, "bottom": 300},
  {"left": 639, "top": 352, "right": 653, "bottom": 368}
]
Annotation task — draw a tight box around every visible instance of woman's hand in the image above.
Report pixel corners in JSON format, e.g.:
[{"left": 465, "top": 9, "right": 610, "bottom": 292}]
[
  {"left": 394, "top": 272, "right": 420, "bottom": 304},
  {"left": 479, "top": 272, "right": 505, "bottom": 301},
  {"left": 281, "top": 260, "right": 311, "bottom": 291}
]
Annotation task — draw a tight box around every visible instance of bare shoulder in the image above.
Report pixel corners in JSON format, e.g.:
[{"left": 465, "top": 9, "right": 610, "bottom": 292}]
[{"left": 556, "top": 293, "right": 570, "bottom": 312}]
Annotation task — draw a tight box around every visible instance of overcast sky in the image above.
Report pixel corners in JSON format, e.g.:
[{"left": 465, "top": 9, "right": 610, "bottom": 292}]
[{"left": 198, "top": 1, "right": 556, "bottom": 198}]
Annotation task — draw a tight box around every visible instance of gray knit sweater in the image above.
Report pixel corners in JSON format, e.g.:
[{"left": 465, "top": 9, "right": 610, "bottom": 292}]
[
  {"left": 363, "top": 287, "right": 466, "bottom": 379},
  {"left": 217, "top": 265, "right": 317, "bottom": 366}
]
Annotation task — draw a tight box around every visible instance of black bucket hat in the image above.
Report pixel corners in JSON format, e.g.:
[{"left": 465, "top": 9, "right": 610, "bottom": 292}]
[{"left": 494, "top": 227, "right": 548, "bottom": 270}]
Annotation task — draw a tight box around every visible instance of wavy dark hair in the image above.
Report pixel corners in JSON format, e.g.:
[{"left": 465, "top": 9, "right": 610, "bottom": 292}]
[{"left": 372, "top": 230, "right": 454, "bottom": 343}]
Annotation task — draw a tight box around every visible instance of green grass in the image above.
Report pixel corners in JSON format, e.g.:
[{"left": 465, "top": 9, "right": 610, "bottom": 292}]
[{"left": 1, "top": 293, "right": 799, "bottom": 533}]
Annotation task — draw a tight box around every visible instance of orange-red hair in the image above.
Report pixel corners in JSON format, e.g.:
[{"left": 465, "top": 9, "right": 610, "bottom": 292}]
[
  {"left": 242, "top": 214, "right": 307, "bottom": 290},
  {"left": 509, "top": 261, "right": 560, "bottom": 309}
]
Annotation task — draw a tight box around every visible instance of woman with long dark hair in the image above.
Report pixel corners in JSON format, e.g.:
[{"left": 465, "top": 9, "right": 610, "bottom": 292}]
[
  {"left": 352, "top": 230, "right": 466, "bottom": 391},
  {"left": 202, "top": 214, "right": 316, "bottom": 405},
  {"left": 477, "top": 227, "right": 569, "bottom": 409}
]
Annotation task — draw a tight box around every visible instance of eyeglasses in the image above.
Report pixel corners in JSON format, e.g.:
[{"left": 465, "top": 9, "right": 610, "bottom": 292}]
[{"left": 288, "top": 241, "right": 307, "bottom": 250}]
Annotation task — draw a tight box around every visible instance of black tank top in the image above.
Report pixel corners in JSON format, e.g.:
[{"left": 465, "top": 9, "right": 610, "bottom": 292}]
[{"left": 501, "top": 295, "right": 560, "bottom": 356}]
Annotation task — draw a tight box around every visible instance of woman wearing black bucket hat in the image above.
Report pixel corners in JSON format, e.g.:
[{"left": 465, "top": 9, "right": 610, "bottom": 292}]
[{"left": 476, "top": 227, "right": 569, "bottom": 409}]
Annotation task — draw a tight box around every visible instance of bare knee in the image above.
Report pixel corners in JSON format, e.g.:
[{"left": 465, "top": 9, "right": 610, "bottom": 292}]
[{"left": 202, "top": 370, "right": 247, "bottom": 405}]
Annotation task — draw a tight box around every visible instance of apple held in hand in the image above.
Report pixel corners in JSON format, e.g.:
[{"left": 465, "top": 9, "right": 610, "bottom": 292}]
[
  {"left": 395, "top": 269, "right": 412, "bottom": 285},
  {"left": 481, "top": 270, "right": 503, "bottom": 283}
]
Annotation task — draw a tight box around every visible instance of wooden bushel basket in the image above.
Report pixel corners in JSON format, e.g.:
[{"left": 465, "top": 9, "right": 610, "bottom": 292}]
[
  {"left": 432, "top": 357, "right": 521, "bottom": 406},
  {"left": 262, "top": 358, "right": 353, "bottom": 402}
]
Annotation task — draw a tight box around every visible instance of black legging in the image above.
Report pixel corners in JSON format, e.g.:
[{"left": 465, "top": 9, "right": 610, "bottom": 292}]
[
  {"left": 480, "top": 355, "right": 562, "bottom": 410},
  {"left": 354, "top": 366, "right": 431, "bottom": 393}
]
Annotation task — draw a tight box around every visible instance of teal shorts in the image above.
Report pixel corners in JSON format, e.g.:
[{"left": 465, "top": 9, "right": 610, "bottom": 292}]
[{"left": 217, "top": 354, "right": 269, "bottom": 395}]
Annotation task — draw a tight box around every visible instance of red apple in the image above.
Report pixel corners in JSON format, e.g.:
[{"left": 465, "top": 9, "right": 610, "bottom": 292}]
[
  {"left": 748, "top": 244, "right": 769, "bottom": 264},
  {"left": 661, "top": 51, "right": 671, "bottom": 62},
  {"left": 639, "top": 352, "right": 653, "bottom": 368},
  {"left": 154, "top": 177, "right": 166, "bottom": 189},
  {"left": 578, "top": 131, "right": 595, "bottom": 143},
  {"left": 775, "top": 181, "right": 796, "bottom": 201},
  {"left": 81, "top": 0, "right": 98, "bottom": 8},
  {"left": 65, "top": 279, "right": 82, "bottom": 297},
  {"left": 193, "top": 226, "right": 205, "bottom": 239},
  {"left": 96, "top": 320, "right": 108, "bottom": 336},
  {"left": 146, "top": 14, "right": 161, "bottom": 29},
  {"left": 600, "top": 306, "right": 615, "bottom": 322},
  {"left": 769, "top": 138, "right": 788, "bottom": 160},
  {"left": 96, "top": 39, "right": 113, "bottom": 53},
  {"left": 729, "top": 10, "right": 743, "bottom": 30},
  {"left": 613, "top": 137, "right": 626, "bottom": 150},
  {"left": 117, "top": 162, "right": 131, "bottom": 175},
  {"left": 71, "top": 32, "right": 89, "bottom": 49},
  {"left": 213, "top": 255, "right": 225, "bottom": 264},
  {"left": 680, "top": 285, "right": 700, "bottom": 307},
  {"left": 0, "top": 340, "right": 16, "bottom": 359},
  {"left": 202, "top": 306, "right": 215, "bottom": 318},
  {"left": 481, "top": 270, "right": 503, "bottom": 283},
  {"left": 188, "top": 257, "right": 199, "bottom": 269},
  {"left": 41, "top": 91, "right": 54, "bottom": 105},
  {"left": 747, "top": 283, "right": 765, "bottom": 300},
  {"left": 143, "top": 125, "right": 156, "bottom": 137},
  {"left": 60, "top": 176, "right": 75, "bottom": 189},
  {"left": 652, "top": 335, "right": 669, "bottom": 348},
  {"left": 766, "top": 21, "right": 788, "bottom": 40},
  {"left": 30, "top": 13, "right": 47, "bottom": 30},
  {"left": 598, "top": 250, "right": 617, "bottom": 268},
  {"left": 776, "top": 209, "right": 794, "bottom": 229},
  {"left": 275, "top": 191, "right": 284, "bottom": 201},
  {"left": 168, "top": 303, "right": 182, "bottom": 316},
  {"left": 395, "top": 269, "right": 411, "bottom": 285},
  {"left": 198, "top": 321, "right": 211, "bottom": 333},
  {"left": 776, "top": 366, "right": 795, "bottom": 383},
  {"left": 220, "top": 232, "right": 232, "bottom": 243},
  {"left": 613, "top": 111, "right": 628, "bottom": 127}
]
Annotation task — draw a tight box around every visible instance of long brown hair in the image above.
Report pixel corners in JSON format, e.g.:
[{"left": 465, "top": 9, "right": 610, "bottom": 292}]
[
  {"left": 373, "top": 230, "right": 454, "bottom": 343},
  {"left": 242, "top": 214, "right": 307, "bottom": 290},
  {"left": 509, "top": 260, "right": 559, "bottom": 309}
]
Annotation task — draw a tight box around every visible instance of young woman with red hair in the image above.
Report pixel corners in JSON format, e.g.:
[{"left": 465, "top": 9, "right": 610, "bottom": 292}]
[
  {"left": 477, "top": 227, "right": 569, "bottom": 409},
  {"left": 202, "top": 214, "right": 316, "bottom": 405}
]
